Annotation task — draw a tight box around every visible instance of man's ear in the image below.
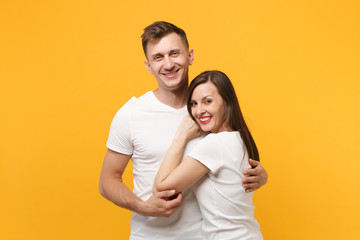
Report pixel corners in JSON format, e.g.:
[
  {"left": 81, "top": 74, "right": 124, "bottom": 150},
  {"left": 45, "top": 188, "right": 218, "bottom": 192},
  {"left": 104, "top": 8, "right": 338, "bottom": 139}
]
[
  {"left": 188, "top": 49, "right": 194, "bottom": 65},
  {"left": 144, "top": 60, "right": 152, "bottom": 74}
]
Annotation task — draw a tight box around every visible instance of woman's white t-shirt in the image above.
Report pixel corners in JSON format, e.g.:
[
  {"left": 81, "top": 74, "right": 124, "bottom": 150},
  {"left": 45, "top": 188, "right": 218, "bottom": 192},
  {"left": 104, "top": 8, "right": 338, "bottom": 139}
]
[{"left": 188, "top": 131, "right": 263, "bottom": 240}]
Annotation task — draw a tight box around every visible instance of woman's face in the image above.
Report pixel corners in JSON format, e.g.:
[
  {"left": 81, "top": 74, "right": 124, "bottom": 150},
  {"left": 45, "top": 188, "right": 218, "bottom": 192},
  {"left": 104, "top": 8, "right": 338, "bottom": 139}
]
[{"left": 190, "top": 81, "right": 227, "bottom": 133}]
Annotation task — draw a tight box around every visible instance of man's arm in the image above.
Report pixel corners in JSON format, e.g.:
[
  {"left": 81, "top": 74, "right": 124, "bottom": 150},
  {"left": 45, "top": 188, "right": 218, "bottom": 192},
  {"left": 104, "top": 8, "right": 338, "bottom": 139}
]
[
  {"left": 99, "top": 149, "right": 182, "bottom": 217},
  {"left": 242, "top": 159, "right": 268, "bottom": 192}
]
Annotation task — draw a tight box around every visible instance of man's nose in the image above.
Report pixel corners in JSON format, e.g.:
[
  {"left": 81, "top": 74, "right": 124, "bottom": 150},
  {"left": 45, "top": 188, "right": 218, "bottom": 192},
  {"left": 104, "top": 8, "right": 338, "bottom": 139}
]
[{"left": 164, "top": 56, "right": 175, "bottom": 70}]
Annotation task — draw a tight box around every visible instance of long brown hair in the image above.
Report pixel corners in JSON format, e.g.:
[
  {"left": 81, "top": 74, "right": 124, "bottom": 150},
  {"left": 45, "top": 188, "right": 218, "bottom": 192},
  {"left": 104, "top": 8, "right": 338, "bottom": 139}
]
[{"left": 187, "top": 70, "right": 260, "bottom": 161}]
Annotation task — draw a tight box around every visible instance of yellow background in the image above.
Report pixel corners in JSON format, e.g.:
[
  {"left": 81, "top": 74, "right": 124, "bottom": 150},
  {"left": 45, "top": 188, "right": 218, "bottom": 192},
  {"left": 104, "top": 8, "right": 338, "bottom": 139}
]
[{"left": 1, "top": 0, "right": 359, "bottom": 239}]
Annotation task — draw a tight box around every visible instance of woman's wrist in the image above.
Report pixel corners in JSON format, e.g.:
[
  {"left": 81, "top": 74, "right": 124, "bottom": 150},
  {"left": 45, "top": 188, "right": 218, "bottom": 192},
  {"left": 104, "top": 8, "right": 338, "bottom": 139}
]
[{"left": 173, "top": 132, "right": 190, "bottom": 143}]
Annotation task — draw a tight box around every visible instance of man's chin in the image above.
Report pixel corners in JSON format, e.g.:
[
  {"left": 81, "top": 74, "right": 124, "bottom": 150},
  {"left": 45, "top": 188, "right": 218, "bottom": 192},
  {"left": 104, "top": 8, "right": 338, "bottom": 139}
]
[{"left": 163, "top": 79, "right": 186, "bottom": 89}]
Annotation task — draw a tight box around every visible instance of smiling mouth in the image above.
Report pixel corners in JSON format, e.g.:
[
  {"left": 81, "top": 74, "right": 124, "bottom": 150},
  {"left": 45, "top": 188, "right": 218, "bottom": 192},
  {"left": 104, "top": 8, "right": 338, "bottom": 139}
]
[
  {"left": 161, "top": 68, "right": 180, "bottom": 77},
  {"left": 199, "top": 116, "right": 211, "bottom": 124}
]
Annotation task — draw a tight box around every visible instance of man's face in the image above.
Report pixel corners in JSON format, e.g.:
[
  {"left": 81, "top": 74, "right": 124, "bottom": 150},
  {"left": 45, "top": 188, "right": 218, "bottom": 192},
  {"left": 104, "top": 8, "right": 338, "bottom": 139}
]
[{"left": 144, "top": 33, "right": 194, "bottom": 92}]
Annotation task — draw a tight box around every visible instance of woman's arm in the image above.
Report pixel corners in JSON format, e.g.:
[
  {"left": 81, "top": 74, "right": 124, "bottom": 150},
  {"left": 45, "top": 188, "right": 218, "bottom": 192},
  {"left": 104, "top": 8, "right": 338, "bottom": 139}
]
[
  {"left": 153, "top": 116, "right": 207, "bottom": 194},
  {"left": 153, "top": 140, "right": 209, "bottom": 194}
]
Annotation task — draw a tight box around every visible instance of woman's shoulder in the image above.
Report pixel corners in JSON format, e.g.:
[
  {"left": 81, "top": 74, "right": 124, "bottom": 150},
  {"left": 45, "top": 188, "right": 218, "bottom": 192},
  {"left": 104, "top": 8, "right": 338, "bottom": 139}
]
[
  {"left": 198, "top": 131, "right": 239, "bottom": 146},
  {"left": 201, "top": 132, "right": 220, "bottom": 142},
  {"left": 204, "top": 131, "right": 240, "bottom": 139}
]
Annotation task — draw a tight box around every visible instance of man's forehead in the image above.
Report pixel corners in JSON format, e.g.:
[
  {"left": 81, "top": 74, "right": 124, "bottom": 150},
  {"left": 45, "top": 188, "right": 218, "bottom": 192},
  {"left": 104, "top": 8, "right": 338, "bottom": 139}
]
[
  {"left": 149, "top": 48, "right": 181, "bottom": 58},
  {"left": 146, "top": 33, "right": 187, "bottom": 55}
]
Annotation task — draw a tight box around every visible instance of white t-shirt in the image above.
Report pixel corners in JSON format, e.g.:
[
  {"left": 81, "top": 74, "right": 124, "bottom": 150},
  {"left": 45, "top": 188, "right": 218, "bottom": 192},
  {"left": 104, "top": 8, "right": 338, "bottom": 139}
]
[
  {"left": 188, "top": 131, "right": 263, "bottom": 240},
  {"left": 107, "top": 91, "right": 203, "bottom": 240}
]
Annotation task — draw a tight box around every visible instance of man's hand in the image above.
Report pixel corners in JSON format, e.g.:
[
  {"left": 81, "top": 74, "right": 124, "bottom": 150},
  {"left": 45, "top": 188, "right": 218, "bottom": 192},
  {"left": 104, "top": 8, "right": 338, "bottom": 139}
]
[
  {"left": 140, "top": 190, "right": 182, "bottom": 217},
  {"left": 242, "top": 159, "right": 268, "bottom": 193}
]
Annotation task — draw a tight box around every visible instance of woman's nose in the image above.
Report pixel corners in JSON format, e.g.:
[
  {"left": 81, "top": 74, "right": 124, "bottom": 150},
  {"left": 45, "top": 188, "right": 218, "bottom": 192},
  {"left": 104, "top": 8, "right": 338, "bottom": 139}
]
[{"left": 196, "top": 105, "right": 204, "bottom": 117}]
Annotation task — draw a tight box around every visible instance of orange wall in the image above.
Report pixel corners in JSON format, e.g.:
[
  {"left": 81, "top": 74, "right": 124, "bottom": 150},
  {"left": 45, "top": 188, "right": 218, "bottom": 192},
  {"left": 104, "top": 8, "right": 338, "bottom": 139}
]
[{"left": 1, "top": 0, "right": 359, "bottom": 239}]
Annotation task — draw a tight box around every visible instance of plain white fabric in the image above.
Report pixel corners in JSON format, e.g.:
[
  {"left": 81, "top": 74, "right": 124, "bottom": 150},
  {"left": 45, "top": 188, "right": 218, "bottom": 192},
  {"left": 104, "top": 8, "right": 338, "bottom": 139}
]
[
  {"left": 188, "top": 132, "right": 263, "bottom": 240},
  {"left": 107, "top": 91, "right": 203, "bottom": 240}
]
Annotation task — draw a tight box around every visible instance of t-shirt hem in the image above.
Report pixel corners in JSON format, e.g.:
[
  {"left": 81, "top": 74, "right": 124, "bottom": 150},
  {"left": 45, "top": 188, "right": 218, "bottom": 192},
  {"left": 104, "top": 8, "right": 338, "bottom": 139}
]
[{"left": 106, "top": 143, "right": 133, "bottom": 155}]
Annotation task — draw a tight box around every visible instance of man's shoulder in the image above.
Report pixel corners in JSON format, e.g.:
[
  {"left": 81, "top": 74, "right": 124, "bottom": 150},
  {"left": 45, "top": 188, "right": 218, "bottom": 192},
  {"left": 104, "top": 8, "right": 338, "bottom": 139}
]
[{"left": 120, "top": 91, "right": 154, "bottom": 110}]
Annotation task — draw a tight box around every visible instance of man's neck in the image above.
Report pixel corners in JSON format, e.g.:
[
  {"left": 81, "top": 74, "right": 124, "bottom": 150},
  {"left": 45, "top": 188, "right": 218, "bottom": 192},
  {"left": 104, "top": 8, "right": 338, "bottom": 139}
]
[{"left": 153, "top": 86, "right": 188, "bottom": 109}]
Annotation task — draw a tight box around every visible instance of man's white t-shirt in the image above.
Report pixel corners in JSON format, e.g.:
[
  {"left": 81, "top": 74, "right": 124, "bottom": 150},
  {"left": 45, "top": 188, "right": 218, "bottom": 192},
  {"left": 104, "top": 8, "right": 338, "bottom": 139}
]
[
  {"left": 107, "top": 91, "right": 203, "bottom": 240},
  {"left": 188, "top": 131, "right": 263, "bottom": 240}
]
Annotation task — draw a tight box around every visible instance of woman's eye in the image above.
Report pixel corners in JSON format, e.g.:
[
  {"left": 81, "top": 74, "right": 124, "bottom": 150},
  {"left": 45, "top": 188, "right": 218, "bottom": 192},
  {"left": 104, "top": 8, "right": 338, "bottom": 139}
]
[
  {"left": 205, "top": 99, "right": 212, "bottom": 104},
  {"left": 190, "top": 102, "right": 197, "bottom": 106}
]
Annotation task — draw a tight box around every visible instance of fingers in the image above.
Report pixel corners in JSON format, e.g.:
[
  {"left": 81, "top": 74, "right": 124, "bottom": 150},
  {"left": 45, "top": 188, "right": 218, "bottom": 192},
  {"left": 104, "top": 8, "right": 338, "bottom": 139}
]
[
  {"left": 242, "top": 176, "right": 257, "bottom": 184},
  {"left": 156, "top": 189, "right": 176, "bottom": 199},
  {"left": 244, "top": 187, "right": 257, "bottom": 193},
  {"left": 161, "top": 192, "right": 183, "bottom": 217},
  {"left": 167, "top": 192, "right": 182, "bottom": 208},
  {"left": 242, "top": 176, "right": 258, "bottom": 190},
  {"left": 144, "top": 191, "right": 182, "bottom": 217},
  {"left": 242, "top": 160, "right": 268, "bottom": 192},
  {"left": 242, "top": 181, "right": 258, "bottom": 189},
  {"left": 241, "top": 159, "right": 268, "bottom": 193},
  {"left": 248, "top": 158, "right": 260, "bottom": 167},
  {"left": 243, "top": 167, "right": 259, "bottom": 176},
  {"left": 176, "top": 116, "right": 200, "bottom": 140},
  {"left": 243, "top": 180, "right": 260, "bottom": 193},
  {"left": 156, "top": 190, "right": 182, "bottom": 206},
  {"left": 243, "top": 160, "right": 263, "bottom": 176}
]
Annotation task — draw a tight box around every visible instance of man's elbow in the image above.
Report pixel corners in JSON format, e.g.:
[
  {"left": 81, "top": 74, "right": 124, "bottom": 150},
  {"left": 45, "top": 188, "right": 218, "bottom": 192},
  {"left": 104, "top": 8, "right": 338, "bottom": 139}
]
[{"left": 98, "top": 178, "right": 108, "bottom": 198}]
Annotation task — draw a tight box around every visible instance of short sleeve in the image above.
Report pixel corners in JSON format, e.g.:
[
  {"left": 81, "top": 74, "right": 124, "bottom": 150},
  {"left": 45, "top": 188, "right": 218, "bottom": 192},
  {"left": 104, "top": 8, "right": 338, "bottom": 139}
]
[
  {"left": 106, "top": 101, "right": 134, "bottom": 155},
  {"left": 188, "top": 134, "right": 223, "bottom": 174}
]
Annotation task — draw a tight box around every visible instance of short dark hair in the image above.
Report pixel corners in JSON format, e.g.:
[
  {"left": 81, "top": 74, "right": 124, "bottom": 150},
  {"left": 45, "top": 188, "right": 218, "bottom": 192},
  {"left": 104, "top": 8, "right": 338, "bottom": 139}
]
[
  {"left": 187, "top": 70, "right": 260, "bottom": 161},
  {"left": 141, "top": 21, "right": 189, "bottom": 57}
]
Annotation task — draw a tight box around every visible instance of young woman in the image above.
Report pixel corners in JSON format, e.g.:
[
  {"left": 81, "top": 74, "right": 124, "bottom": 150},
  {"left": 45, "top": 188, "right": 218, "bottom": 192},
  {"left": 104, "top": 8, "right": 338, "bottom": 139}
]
[{"left": 153, "top": 70, "right": 263, "bottom": 239}]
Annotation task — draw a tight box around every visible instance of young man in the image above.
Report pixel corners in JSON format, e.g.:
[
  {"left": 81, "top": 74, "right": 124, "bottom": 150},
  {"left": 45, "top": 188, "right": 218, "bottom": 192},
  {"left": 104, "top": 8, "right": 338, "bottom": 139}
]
[{"left": 99, "top": 21, "right": 268, "bottom": 240}]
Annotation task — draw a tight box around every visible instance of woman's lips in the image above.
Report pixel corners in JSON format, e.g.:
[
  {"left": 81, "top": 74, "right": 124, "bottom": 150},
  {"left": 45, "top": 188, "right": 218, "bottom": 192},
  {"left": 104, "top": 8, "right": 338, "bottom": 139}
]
[{"left": 199, "top": 116, "right": 211, "bottom": 124}]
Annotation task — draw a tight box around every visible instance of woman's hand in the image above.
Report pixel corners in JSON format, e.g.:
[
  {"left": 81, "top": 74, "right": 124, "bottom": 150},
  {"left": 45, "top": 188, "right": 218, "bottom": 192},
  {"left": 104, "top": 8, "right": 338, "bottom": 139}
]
[{"left": 175, "top": 115, "right": 202, "bottom": 142}]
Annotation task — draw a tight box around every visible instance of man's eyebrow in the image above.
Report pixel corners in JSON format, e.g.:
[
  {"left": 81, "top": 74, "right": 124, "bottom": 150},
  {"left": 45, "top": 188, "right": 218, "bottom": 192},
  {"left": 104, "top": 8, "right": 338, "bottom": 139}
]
[
  {"left": 150, "top": 52, "right": 162, "bottom": 59},
  {"left": 152, "top": 48, "right": 181, "bottom": 57}
]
